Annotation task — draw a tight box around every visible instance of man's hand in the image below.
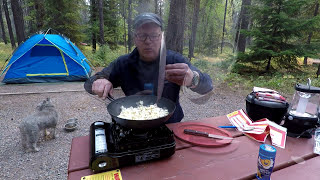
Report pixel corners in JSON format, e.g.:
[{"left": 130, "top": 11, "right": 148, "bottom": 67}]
[
  {"left": 92, "top": 78, "right": 113, "bottom": 99},
  {"left": 165, "top": 63, "right": 193, "bottom": 86}
]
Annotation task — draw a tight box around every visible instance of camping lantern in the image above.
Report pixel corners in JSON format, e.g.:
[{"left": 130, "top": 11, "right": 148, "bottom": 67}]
[{"left": 284, "top": 79, "right": 320, "bottom": 138}]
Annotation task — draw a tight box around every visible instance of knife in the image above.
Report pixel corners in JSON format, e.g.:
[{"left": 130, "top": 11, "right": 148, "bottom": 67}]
[
  {"left": 184, "top": 129, "right": 233, "bottom": 140},
  {"left": 157, "top": 32, "right": 166, "bottom": 102}
]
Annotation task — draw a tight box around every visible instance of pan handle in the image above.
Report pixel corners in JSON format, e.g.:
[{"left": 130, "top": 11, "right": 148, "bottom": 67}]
[
  {"left": 86, "top": 92, "right": 115, "bottom": 106},
  {"left": 107, "top": 94, "right": 115, "bottom": 102}
]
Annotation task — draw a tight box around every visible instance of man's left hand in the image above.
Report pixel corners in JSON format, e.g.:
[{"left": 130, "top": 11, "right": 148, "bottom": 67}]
[{"left": 165, "top": 63, "right": 193, "bottom": 86}]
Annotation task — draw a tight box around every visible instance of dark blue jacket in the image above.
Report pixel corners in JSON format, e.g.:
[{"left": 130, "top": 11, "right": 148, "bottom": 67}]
[{"left": 84, "top": 48, "right": 213, "bottom": 123}]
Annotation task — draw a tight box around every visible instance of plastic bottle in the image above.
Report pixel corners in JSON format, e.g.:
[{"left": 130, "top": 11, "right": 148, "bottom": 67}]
[
  {"left": 256, "top": 144, "right": 277, "bottom": 180},
  {"left": 144, "top": 83, "right": 154, "bottom": 95}
]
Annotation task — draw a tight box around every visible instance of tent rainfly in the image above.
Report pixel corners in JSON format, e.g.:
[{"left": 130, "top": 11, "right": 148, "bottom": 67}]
[{"left": 1, "top": 33, "right": 91, "bottom": 84}]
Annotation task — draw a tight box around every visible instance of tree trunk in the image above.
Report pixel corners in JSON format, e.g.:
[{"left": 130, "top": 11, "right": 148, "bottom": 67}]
[
  {"left": 316, "top": 64, "right": 320, "bottom": 78},
  {"left": 266, "top": 1, "right": 281, "bottom": 72},
  {"left": 266, "top": 56, "right": 271, "bottom": 71},
  {"left": 3, "top": 0, "right": 15, "bottom": 48},
  {"left": 304, "top": 2, "right": 319, "bottom": 65},
  {"left": 98, "top": 0, "right": 105, "bottom": 45},
  {"left": 237, "top": 0, "right": 251, "bottom": 53},
  {"left": 11, "top": 0, "right": 25, "bottom": 45},
  {"left": 34, "top": 0, "right": 44, "bottom": 31},
  {"left": 137, "top": 0, "right": 152, "bottom": 14},
  {"left": 188, "top": 0, "right": 200, "bottom": 59},
  {"left": 91, "top": 0, "right": 97, "bottom": 52},
  {"left": 199, "top": 0, "right": 211, "bottom": 54},
  {"left": 234, "top": 16, "right": 241, "bottom": 53},
  {"left": 166, "top": 0, "right": 186, "bottom": 54},
  {"left": 127, "top": 0, "right": 133, "bottom": 51},
  {"left": 231, "top": 0, "right": 237, "bottom": 53},
  {"left": 246, "top": 18, "right": 253, "bottom": 45},
  {"left": 121, "top": 0, "right": 127, "bottom": 53},
  {"left": 0, "top": 1, "right": 8, "bottom": 44},
  {"left": 220, "top": 0, "right": 228, "bottom": 54},
  {"left": 155, "top": 0, "right": 159, "bottom": 14},
  {"left": 159, "top": 0, "right": 163, "bottom": 17}
]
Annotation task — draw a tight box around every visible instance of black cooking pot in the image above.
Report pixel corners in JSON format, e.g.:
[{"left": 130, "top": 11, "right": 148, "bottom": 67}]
[
  {"left": 107, "top": 95, "right": 176, "bottom": 129},
  {"left": 246, "top": 92, "right": 289, "bottom": 124}
]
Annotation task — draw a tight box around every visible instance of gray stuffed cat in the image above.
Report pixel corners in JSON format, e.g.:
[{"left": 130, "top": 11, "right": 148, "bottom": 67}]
[{"left": 19, "top": 98, "right": 58, "bottom": 152}]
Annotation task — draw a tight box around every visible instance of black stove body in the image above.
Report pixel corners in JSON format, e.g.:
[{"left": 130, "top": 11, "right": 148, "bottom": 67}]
[{"left": 89, "top": 121, "right": 176, "bottom": 173}]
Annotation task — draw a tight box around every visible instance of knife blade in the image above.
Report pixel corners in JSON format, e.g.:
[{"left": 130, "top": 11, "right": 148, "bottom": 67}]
[
  {"left": 157, "top": 32, "right": 166, "bottom": 102},
  {"left": 184, "top": 129, "right": 233, "bottom": 140}
]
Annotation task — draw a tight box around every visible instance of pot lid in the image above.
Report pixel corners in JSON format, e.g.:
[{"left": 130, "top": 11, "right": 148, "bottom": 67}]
[{"left": 172, "top": 122, "right": 233, "bottom": 147}]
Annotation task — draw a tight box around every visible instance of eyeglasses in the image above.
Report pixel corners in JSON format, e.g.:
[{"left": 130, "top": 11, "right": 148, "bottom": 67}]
[{"left": 135, "top": 33, "right": 161, "bottom": 42}]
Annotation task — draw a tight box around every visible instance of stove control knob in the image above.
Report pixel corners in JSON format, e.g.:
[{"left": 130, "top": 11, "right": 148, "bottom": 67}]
[{"left": 98, "top": 161, "right": 107, "bottom": 168}]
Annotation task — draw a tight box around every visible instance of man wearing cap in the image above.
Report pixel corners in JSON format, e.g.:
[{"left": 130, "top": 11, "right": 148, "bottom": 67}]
[{"left": 84, "top": 12, "right": 213, "bottom": 123}]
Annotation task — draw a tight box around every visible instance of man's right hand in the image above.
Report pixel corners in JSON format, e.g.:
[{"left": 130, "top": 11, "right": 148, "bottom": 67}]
[{"left": 92, "top": 78, "right": 113, "bottom": 99}]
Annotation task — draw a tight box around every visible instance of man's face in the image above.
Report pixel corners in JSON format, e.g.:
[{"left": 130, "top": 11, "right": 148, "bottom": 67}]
[{"left": 134, "top": 23, "right": 162, "bottom": 62}]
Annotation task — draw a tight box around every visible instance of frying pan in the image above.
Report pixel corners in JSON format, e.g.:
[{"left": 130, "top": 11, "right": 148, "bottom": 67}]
[{"left": 106, "top": 95, "right": 176, "bottom": 129}]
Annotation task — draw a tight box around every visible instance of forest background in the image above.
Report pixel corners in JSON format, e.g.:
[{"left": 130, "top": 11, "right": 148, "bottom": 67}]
[{"left": 0, "top": 0, "right": 320, "bottom": 95}]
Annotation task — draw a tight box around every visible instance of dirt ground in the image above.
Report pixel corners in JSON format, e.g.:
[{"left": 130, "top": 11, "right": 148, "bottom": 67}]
[{"left": 0, "top": 81, "right": 249, "bottom": 179}]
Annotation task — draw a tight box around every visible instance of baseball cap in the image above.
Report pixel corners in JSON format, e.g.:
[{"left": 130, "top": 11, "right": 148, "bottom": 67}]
[{"left": 133, "top": 13, "right": 163, "bottom": 30}]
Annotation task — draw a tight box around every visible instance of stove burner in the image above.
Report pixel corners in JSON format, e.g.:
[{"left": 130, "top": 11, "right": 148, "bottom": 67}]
[
  {"left": 89, "top": 121, "right": 176, "bottom": 173},
  {"left": 109, "top": 121, "right": 175, "bottom": 152}
]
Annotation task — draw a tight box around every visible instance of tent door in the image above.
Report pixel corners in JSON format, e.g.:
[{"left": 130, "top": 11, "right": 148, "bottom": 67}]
[{"left": 26, "top": 45, "right": 69, "bottom": 77}]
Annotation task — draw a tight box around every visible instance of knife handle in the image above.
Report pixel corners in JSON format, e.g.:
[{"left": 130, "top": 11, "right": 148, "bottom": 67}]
[
  {"left": 184, "top": 129, "right": 208, "bottom": 137},
  {"left": 218, "top": 126, "right": 237, "bottom": 129}
]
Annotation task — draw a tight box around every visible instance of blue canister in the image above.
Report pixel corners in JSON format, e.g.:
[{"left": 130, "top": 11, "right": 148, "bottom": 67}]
[
  {"left": 256, "top": 144, "right": 277, "bottom": 180},
  {"left": 144, "top": 83, "right": 154, "bottom": 95}
]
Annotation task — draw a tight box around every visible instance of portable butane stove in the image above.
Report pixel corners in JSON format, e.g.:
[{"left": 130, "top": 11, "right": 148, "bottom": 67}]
[{"left": 89, "top": 121, "right": 176, "bottom": 173}]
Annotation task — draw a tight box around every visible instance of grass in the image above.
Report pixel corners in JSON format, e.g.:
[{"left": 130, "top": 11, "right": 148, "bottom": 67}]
[
  {"left": 191, "top": 51, "right": 320, "bottom": 96},
  {"left": 224, "top": 62, "right": 320, "bottom": 95},
  {"left": 0, "top": 43, "right": 13, "bottom": 71},
  {"left": 81, "top": 44, "right": 126, "bottom": 67}
]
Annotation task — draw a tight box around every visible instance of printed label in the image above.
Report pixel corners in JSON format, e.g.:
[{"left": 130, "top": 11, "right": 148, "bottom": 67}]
[
  {"left": 95, "top": 129, "right": 107, "bottom": 154},
  {"left": 314, "top": 129, "right": 320, "bottom": 155},
  {"left": 135, "top": 150, "right": 160, "bottom": 163},
  {"left": 258, "top": 156, "right": 274, "bottom": 169},
  {"left": 226, "top": 109, "right": 287, "bottom": 148},
  {"left": 81, "top": 169, "right": 122, "bottom": 180}
]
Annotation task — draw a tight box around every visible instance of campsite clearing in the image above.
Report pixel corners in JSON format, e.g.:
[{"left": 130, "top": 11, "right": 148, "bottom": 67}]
[{"left": 0, "top": 82, "right": 246, "bottom": 179}]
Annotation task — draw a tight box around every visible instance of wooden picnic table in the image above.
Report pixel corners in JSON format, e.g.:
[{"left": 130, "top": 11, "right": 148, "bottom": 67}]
[{"left": 67, "top": 115, "right": 319, "bottom": 180}]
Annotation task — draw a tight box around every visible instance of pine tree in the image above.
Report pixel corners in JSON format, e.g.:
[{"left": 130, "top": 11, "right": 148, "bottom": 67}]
[
  {"left": 44, "top": 0, "right": 84, "bottom": 45},
  {"left": 238, "top": 0, "right": 320, "bottom": 71},
  {"left": 103, "top": 0, "right": 121, "bottom": 50}
]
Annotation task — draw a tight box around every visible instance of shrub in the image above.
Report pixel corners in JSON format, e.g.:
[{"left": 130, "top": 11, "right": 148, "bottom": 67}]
[{"left": 82, "top": 44, "right": 125, "bottom": 67}]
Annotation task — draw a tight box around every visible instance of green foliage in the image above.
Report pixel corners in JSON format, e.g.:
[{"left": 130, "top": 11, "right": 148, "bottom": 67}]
[
  {"left": 192, "top": 53, "right": 237, "bottom": 86},
  {"left": 103, "top": 0, "right": 123, "bottom": 49},
  {"left": 238, "top": 0, "right": 320, "bottom": 71},
  {"left": 193, "top": 59, "right": 211, "bottom": 73},
  {"left": 43, "top": 0, "right": 85, "bottom": 44},
  {"left": 0, "top": 43, "right": 13, "bottom": 70},
  {"left": 226, "top": 61, "right": 320, "bottom": 95},
  {"left": 196, "top": 0, "right": 226, "bottom": 55},
  {"left": 82, "top": 45, "right": 125, "bottom": 67}
]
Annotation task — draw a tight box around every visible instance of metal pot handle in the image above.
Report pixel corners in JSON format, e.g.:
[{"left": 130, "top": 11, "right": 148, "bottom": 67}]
[
  {"left": 307, "top": 78, "right": 311, "bottom": 87},
  {"left": 106, "top": 95, "right": 115, "bottom": 102},
  {"left": 86, "top": 92, "right": 115, "bottom": 107}
]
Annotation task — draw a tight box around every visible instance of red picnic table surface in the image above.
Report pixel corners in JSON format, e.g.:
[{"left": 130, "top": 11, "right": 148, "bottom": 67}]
[{"left": 68, "top": 115, "right": 319, "bottom": 180}]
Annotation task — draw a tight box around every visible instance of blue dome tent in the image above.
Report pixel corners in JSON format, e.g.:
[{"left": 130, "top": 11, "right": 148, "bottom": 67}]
[{"left": 1, "top": 33, "right": 91, "bottom": 84}]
